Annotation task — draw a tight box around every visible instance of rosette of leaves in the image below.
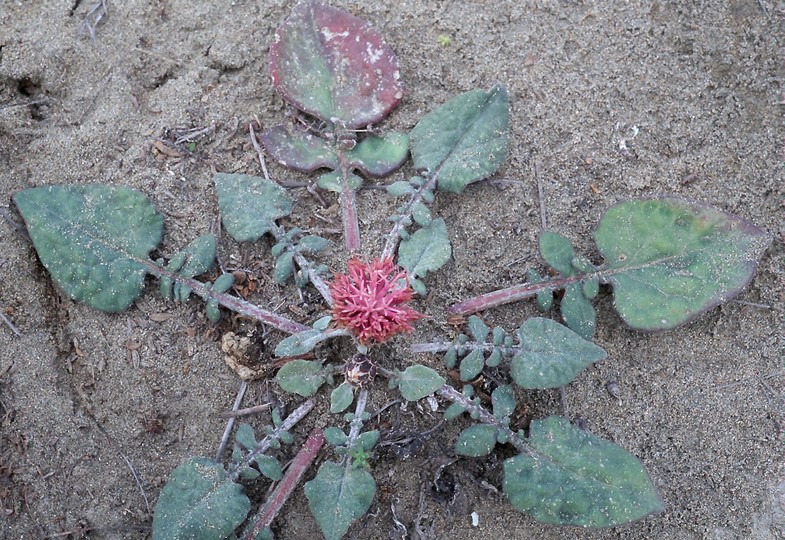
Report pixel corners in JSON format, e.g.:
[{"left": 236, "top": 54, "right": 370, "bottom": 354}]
[
  {"left": 262, "top": 1, "right": 409, "bottom": 252},
  {"left": 450, "top": 198, "right": 771, "bottom": 338}
]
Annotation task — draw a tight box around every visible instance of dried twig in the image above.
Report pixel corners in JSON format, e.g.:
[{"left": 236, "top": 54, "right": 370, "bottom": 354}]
[
  {"left": 215, "top": 381, "right": 248, "bottom": 461},
  {"left": 218, "top": 402, "right": 272, "bottom": 418},
  {"left": 0, "top": 310, "right": 21, "bottom": 337},
  {"left": 534, "top": 161, "right": 547, "bottom": 231}
]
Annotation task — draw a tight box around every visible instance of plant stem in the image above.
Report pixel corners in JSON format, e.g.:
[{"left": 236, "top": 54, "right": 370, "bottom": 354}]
[
  {"left": 270, "top": 224, "right": 333, "bottom": 307},
  {"left": 343, "top": 388, "right": 369, "bottom": 469},
  {"left": 144, "top": 261, "right": 309, "bottom": 334},
  {"left": 337, "top": 155, "right": 361, "bottom": 253},
  {"left": 436, "top": 385, "right": 528, "bottom": 454},
  {"left": 448, "top": 274, "right": 583, "bottom": 316},
  {"left": 229, "top": 399, "right": 315, "bottom": 483},
  {"left": 381, "top": 172, "right": 438, "bottom": 261},
  {"left": 242, "top": 428, "right": 325, "bottom": 540},
  {"left": 411, "top": 341, "right": 525, "bottom": 355},
  {"left": 377, "top": 365, "right": 528, "bottom": 454}
]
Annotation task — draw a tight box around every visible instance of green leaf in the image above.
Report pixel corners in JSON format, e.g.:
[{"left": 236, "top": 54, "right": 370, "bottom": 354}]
[
  {"left": 274, "top": 251, "right": 295, "bottom": 284},
  {"left": 511, "top": 318, "right": 606, "bottom": 389},
  {"left": 214, "top": 173, "right": 293, "bottom": 242},
  {"left": 152, "top": 457, "right": 250, "bottom": 540},
  {"left": 261, "top": 125, "right": 339, "bottom": 172},
  {"left": 275, "top": 360, "right": 326, "bottom": 397},
  {"left": 492, "top": 385, "right": 516, "bottom": 421},
  {"left": 539, "top": 231, "right": 576, "bottom": 276},
  {"left": 205, "top": 300, "right": 221, "bottom": 323},
  {"left": 467, "top": 315, "right": 489, "bottom": 342},
  {"left": 410, "top": 85, "right": 509, "bottom": 193},
  {"left": 297, "top": 235, "right": 329, "bottom": 253},
  {"left": 212, "top": 273, "right": 235, "bottom": 293},
  {"left": 13, "top": 185, "right": 163, "bottom": 312},
  {"left": 595, "top": 198, "right": 771, "bottom": 330},
  {"left": 386, "top": 181, "right": 415, "bottom": 197},
  {"left": 444, "top": 402, "right": 467, "bottom": 420},
  {"left": 485, "top": 349, "right": 502, "bottom": 367},
  {"left": 411, "top": 201, "right": 432, "bottom": 226},
  {"left": 582, "top": 277, "right": 600, "bottom": 299},
  {"left": 255, "top": 455, "right": 283, "bottom": 481},
  {"left": 330, "top": 383, "right": 355, "bottom": 414},
  {"left": 269, "top": 2, "right": 403, "bottom": 130},
  {"left": 177, "top": 234, "right": 216, "bottom": 278},
  {"left": 357, "top": 430, "right": 380, "bottom": 452},
  {"left": 317, "top": 171, "right": 363, "bottom": 193},
  {"left": 324, "top": 427, "right": 349, "bottom": 447},
  {"left": 235, "top": 423, "right": 256, "bottom": 450},
  {"left": 503, "top": 416, "right": 663, "bottom": 527},
  {"left": 312, "top": 315, "right": 332, "bottom": 331},
  {"left": 455, "top": 424, "right": 498, "bottom": 457},
  {"left": 397, "top": 218, "right": 451, "bottom": 281},
  {"left": 560, "top": 283, "right": 597, "bottom": 340},
  {"left": 347, "top": 132, "right": 409, "bottom": 177},
  {"left": 397, "top": 365, "right": 445, "bottom": 401},
  {"left": 305, "top": 462, "right": 376, "bottom": 540},
  {"left": 275, "top": 329, "right": 330, "bottom": 357},
  {"left": 459, "top": 349, "right": 484, "bottom": 381}
]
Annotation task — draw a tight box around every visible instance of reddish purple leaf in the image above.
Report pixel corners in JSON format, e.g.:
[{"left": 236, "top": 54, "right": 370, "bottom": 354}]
[
  {"left": 261, "top": 125, "right": 339, "bottom": 172},
  {"left": 269, "top": 1, "right": 404, "bottom": 130}
]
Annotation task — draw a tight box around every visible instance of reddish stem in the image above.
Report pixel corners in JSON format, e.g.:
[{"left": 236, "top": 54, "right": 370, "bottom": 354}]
[
  {"left": 243, "top": 428, "right": 326, "bottom": 540},
  {"left": 448, "top": 274, "right": 582, "bottom": 316},
  {"left": 337, "top": 155, "right": 361, "bottom": 253}
]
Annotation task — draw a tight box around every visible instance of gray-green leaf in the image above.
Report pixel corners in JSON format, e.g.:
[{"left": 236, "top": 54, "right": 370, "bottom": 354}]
[
  {"left": 330, "top": 383, "right": 355, "bottom": 414},
  {"left": 503, "top": 416, "right": 663, "bottom": 527},
  {"left": 13, "top": 185, "right": 163, "bottom": 312},
  {"left": 455, "top": 424, "right": 498, "bottom": 457},
  {"left": 275, "top": 329, "right": 329, "bottom": 357},
  {"left": 255, "top": 455, "right": 283, "bottom": 481},
  {"left": 511, "top": 318, "right": 606, "bottom": 389},
  {"left": 152, "top": 457, "right": 250, "bottom": 540},
  {"left": 275, "top": 360, "right": 326, "bottom": 397},
  {"left": 594, "top": 198, "right": 770, "bottom": 330},
  {"left": 397, "top": 365, "right": 445, "bottom": 401},
  {"left": 539, "top": 231, "right": 576, "bottom": 276},
  {"left": 305, "top": 462, "right": 376, "bottom": 540},
  {"left": 214, "top": 173, "right": 293, "bottom": 242},
  {"left": 560, "top": 283, "right": 597, "bottom": 340},
  {"left": 397, "top": 218, "right": 451, "bottom": 282},
  {"left": 459, "top": 349, "right": 485, "bottom": 381},
  {"left": 410, "top": 85, "right": 509, "bottom": 193}
]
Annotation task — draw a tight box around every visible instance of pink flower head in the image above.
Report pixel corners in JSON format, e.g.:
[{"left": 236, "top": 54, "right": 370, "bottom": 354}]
[{"left": 330, "top": 258, "right": 423, "bottom": 344}]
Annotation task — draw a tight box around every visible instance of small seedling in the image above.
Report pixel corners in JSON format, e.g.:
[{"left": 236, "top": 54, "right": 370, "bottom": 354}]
[{"left": 11, "top": 2, "right": 770, "bottom": 539}]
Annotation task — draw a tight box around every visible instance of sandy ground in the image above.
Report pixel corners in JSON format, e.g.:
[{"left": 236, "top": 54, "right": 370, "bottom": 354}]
[{"left": 1, "top": 1, "right": 783, "bottom": 539}]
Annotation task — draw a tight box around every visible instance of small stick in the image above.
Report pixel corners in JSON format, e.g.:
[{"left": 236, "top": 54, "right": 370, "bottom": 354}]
[
  {"left": 242, "top": 428, "right": 325, "bottom": 540},
  {"left": 215, "top": 381, "right": 248, "bottom": 462},
  {"left": 729, "top": 299, "right": 772, "bottom": 309},
  {"left": 534, "top": 161, "right": 547, "bottom": 231},
  {"left": 0, "top": 310, "right": 21, "bottom": 337},
  {"left": 249, "top": 122, "right": 272, "bottom": 182},
  {"left": 218, "top": 402, "right": 272, "bottom": 418}
]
